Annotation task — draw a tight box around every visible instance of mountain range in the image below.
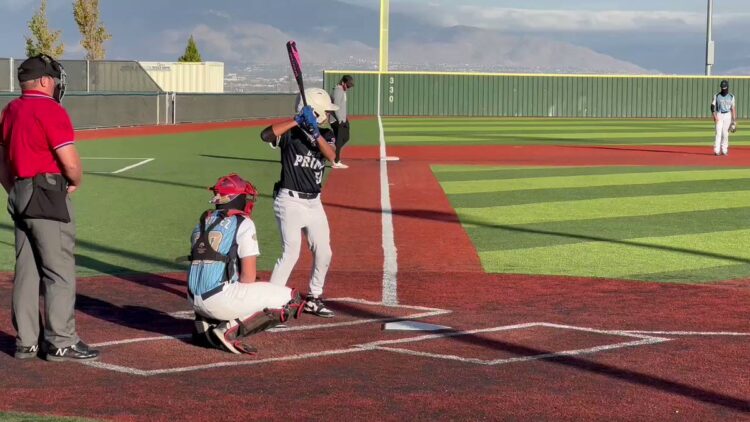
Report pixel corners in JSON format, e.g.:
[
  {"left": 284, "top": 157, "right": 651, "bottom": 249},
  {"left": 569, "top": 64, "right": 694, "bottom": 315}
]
[{"left": 3, "top": 0, "right": 749, "bottom": 75}]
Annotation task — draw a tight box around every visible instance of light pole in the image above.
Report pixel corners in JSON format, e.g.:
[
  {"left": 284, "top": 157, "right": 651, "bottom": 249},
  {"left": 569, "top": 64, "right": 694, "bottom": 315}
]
[{"left": 706, "top": 0, "right": 714, "bottom": 76}]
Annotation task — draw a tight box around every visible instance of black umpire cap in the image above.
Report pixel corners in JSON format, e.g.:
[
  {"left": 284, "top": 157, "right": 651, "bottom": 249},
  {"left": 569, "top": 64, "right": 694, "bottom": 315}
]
[
  {"left": 17, "top": 54, "right": 63, "bottom": 82},
  {"left": 720, "top": 80, "right": 729, "bottom": 89}
]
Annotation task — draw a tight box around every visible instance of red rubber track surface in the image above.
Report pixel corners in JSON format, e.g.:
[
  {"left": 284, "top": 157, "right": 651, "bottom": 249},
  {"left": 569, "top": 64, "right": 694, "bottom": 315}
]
[{"left": 0, "top": 126, "right": 747, "bottom": 421}]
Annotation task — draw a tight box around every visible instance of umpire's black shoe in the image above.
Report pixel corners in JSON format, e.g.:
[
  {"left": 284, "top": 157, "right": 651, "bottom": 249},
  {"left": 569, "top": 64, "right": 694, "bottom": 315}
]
[
  {"left": 45, "top": 341, "right": 100, "bottom": 362},
  {"left": 15, "top": 344, "right": 40, "bottom": 360}
]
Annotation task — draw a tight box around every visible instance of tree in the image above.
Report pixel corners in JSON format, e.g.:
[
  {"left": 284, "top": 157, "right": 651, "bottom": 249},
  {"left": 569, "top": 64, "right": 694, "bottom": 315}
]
[
  {"left": 25, "top": 0, "right": 65, "bottom": 58},
  {"left": 178, "top": 35, "right": 203, "bottom": 62},
  {"left": 73, "top": 0, "right": 111, "bottom": 60}
]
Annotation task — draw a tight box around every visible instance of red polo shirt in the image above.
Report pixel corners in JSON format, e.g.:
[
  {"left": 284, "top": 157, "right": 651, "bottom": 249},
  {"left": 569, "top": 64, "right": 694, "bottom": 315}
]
[{"left": 0, "top": 90, "right": 75, "bottom": 179}]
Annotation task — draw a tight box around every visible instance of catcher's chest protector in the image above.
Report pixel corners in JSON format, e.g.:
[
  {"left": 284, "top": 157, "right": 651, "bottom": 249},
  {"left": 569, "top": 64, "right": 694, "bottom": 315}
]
[{"left": 189, "top": 210, "right": 243, "bottom": 282}]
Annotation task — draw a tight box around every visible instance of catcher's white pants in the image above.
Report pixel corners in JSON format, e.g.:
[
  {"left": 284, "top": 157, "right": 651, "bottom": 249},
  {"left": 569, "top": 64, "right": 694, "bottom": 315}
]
[
  {"left": 269, "top": 190, "right": 332, "bottom": 297},
  {"left": 715, "top": 113, "right": 732, "bottom": 154},
  {"left": 190, "top": 281, "right": 293, "bottom": 321}
]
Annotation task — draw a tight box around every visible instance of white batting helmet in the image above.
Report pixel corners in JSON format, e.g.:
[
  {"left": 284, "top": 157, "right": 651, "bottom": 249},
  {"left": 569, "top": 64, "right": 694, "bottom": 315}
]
[{"left": 296, "top": 88, "right": 340, "bottom": 124}]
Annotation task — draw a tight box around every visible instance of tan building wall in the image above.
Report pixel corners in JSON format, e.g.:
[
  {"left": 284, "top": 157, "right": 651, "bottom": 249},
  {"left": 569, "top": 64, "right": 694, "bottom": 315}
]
[{"left": 139, "top": 62, "right": 224, "bottom": 93}]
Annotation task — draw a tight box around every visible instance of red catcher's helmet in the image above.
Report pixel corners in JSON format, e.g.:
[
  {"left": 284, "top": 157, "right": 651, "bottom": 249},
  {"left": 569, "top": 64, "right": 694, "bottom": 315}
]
[{"left": 209, "top": 173, "right": 258, "bottom": 216}]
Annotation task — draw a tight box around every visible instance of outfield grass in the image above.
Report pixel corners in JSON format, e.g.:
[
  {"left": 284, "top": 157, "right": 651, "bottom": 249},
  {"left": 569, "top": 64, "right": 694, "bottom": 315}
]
[
  {"left": 384, "top": 118, "right": 750, "bottom": 146},
  {"left": 433, "top": 164, "right": 750, "bottom": 283}
]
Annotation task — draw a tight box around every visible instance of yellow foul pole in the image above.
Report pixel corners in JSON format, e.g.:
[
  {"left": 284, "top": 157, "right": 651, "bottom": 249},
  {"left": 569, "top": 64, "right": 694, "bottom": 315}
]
[{"left": 379, "top": 0, "right": 390, "bottom": 72}]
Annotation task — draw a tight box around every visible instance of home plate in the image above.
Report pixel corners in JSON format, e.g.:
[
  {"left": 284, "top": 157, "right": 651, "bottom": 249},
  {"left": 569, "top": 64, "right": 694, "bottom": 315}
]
[
  {"left": 382, "top": 156, "right": 400, "bottom": 162},
  {"left": 382, "top": 321, "right": 451, "bottom": 331}
]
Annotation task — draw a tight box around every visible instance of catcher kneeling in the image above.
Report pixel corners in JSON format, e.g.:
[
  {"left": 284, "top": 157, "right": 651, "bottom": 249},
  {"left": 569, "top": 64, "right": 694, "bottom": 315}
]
[{"left": 187, "top": 173, "right": 305, "bottom": 354}]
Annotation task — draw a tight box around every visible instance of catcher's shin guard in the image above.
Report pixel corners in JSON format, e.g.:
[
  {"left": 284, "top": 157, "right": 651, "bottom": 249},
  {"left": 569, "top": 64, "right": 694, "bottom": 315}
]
[
  {"left": 284, "top": 289, "right": 306, "bottom": 320},
  {"left": 192, "top": 313, "right": 222, "bottom": 348},
  {"left": 265, "top": 289, "right": 307, "bottom": 323},
  {"left": 209, "top": 310, "right": 282, "bottom": 355}
]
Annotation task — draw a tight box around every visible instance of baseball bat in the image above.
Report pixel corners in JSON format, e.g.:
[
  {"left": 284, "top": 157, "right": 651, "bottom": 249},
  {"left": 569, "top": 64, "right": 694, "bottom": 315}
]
[{"left": 286, "top": 40, "right": 307, "bottom": 107}]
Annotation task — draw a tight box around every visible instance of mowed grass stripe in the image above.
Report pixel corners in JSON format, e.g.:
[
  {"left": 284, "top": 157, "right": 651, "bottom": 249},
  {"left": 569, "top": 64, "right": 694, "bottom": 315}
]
[
  {"left": 464, "top": 207, "right": 750, "bottom": 251},
  {"left": 447, "top": 178, "right": 750, "bottom": 208},
  {"left": 388, "top": 131, "right": 723, "bottom": 142},
  {"left": 383, "top": 118, "right": 716, "bottom": 126},
  {"left": 456, "top": 190, "right": 750, "bottom": 226},
  {"left": 385, "top": 126, "right": 700, "bottom": 134},
  {"left": 440, "top": 168, "right": 750, "bottom": 194},
  {"left": 433, "top": 165, "right": 743, "bottom": 182},
  {"left": 478, "top": 229, "right": 750, "bottom": 279},
  {"left": 629, "top": 263, "right": 750, "bottom": 283}
]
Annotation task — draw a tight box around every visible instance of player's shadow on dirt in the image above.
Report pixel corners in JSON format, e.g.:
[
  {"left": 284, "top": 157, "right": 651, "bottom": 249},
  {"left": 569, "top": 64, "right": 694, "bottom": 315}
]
[
  {"left": 329, "top": 302, "right": 750, "bottom": 413},
  {"left": 75, "top": 293, "right": 193, "bottom": 342},
  {"left": 200, "top": 154, "right": 279, "bottom": 165},
  {"left": 561, "top": 145, "right": 715, "bottom": 156},
  {"left": 0, "top": 330, "right": 17, "bottom": 357},
  {"left": 76, "top": 255, "right": 186, "bottom": 298}
]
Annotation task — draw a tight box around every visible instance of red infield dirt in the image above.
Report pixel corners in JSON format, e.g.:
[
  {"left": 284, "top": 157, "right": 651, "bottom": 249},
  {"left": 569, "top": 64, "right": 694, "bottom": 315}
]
[{"left": 0, "top": 126, "right": 748, "bottom": 421}]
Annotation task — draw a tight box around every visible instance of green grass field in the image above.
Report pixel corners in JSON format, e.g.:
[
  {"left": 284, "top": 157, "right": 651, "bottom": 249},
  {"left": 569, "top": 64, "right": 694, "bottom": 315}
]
[
  {"left": 433, "top": 165, "right": 750, "bottom": 283},
  {"left": 384, "top": 117, "right": 750, "bottom": 146},
  {"left": 0, "top": 117, "right": 747, "bottom": 284}
]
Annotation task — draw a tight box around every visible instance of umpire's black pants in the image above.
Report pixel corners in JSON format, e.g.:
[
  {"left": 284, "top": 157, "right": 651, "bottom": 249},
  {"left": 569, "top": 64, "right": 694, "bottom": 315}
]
[{"left": 332, "top": 121, "right": 350, "bottom": 163}]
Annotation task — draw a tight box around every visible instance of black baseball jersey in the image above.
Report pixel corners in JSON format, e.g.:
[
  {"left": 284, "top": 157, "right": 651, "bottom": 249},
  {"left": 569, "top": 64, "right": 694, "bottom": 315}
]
[{"left": 278, "top": 127, "right": 332, "bottom": 194}]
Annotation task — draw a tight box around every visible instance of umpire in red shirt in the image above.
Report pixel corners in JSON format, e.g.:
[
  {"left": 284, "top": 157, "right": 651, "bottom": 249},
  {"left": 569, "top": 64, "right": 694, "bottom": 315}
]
[{"left": 0, "top": 55, "right": 99, "bottom": 361}]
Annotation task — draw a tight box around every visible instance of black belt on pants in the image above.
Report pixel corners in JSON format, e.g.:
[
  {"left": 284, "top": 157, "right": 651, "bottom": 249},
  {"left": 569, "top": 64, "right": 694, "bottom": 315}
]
[
  {"left": 287, "top": 190, "right": 319, "bottom": 199},
  {"left": 188, "top": 283, "right": 225, "bottom": 301}
]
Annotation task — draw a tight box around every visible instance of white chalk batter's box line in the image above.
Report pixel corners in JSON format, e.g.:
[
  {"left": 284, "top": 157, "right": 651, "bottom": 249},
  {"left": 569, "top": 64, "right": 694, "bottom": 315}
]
[
  {"left": 80, "top": 299, "right": 750, "bottom": 377},
  {"left": 81, "top": 157, "right": 155, "bottom": 174}
]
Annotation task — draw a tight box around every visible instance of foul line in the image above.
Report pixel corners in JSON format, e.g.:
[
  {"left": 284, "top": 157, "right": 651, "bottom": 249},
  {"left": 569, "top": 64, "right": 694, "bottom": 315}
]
[
  {"left": 378, "top": 115, "right": 398, "bottom": 306},
  {"left": 112, "top": 158, "right": 154, "bottom": 174}
]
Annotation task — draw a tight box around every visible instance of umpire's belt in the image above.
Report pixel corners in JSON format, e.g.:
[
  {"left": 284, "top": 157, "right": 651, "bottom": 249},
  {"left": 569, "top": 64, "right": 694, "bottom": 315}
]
[
  {"left": 280, "top": 188, "right": 319, "bottom": 200},
  {"left": 188, "top": 283, "right": 226, "bottom": 301}
]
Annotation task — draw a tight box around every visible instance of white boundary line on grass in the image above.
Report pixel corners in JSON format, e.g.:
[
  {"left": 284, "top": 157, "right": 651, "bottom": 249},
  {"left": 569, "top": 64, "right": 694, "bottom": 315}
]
[
  {"left": 112, "top": 158, "right": 155, "bottom": 174},
  {"left": 81, "top": 157, "right": 155, "bottom": 174},
  {"left": 378, "top": 115, "right": 398, "bottom": 306}
]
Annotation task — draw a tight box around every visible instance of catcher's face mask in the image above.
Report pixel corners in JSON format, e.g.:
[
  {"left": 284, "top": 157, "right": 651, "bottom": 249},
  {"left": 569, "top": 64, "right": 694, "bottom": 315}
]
[{"left": 210, "top": 173, "right": 258, "bottom": 216}]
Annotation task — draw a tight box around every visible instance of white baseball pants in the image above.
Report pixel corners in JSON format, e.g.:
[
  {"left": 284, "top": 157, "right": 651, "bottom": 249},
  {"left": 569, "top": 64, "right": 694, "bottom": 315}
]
[
  {"left": 191, "top": 281, "right": 293, "bottom": 321},
  {"left": 269, "top": 190, "right": 332, "bottom": 297},
  {"left": 715, "top": 112, "right": 732, "bottom": 154}
]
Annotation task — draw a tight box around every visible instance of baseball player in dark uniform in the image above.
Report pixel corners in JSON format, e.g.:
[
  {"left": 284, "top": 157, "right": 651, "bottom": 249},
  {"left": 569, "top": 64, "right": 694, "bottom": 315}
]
[
  {"left": 0, "top": 55, "right": 99, "bottom": 361},
  {"left": 331, "top": 75, "right": 354, "bottom": 169},
  {"left": 260, "top": 88, "right": 338, "bottom": 318}
]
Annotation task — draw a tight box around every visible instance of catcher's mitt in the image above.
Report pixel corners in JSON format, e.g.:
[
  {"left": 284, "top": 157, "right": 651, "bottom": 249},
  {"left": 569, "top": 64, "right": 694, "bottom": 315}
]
[{"left": 729, "top": 121, "right": 737, "bottom": 133}]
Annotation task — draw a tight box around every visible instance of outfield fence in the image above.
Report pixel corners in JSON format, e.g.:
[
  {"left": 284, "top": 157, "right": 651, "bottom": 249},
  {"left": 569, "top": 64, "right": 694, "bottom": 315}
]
[
  {"left": 0, "top": 92, "right": 296, "bottom": 129},
  {"left": 325, "top": 71, "right": 750, "bottom": 119}
]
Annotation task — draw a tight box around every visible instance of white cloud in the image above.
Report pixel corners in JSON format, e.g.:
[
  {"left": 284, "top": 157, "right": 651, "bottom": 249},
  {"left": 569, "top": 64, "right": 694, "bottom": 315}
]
[
  {"left": 392, "top": 3, "right": 747, "bottom": 33},
  {"left": 207, "top": 9, "right": 230, "bottom": 20}
]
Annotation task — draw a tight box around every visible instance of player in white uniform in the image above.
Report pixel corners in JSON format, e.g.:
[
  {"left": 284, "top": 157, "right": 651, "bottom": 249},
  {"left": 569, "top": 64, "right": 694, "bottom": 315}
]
[
  {"left": 260, "top": 88, "right": 338, "bottom": 318},
  {"left": 712, "top": 80, "right": 737, "bottom": 156},
  {"left": 188, "top": 173, "right": 306, "bottom": 354}
]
